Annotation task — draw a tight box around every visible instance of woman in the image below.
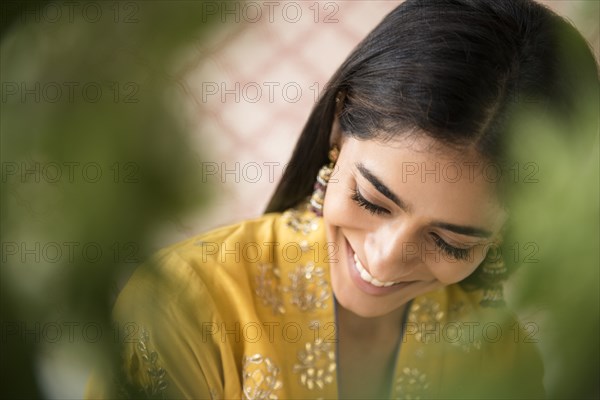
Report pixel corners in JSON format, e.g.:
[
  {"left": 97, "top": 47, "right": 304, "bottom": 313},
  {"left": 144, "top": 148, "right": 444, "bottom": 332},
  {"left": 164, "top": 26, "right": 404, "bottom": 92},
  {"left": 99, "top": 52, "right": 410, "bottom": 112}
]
[{"left": 86, "top": 0, "right": 598, "bottom": 398}]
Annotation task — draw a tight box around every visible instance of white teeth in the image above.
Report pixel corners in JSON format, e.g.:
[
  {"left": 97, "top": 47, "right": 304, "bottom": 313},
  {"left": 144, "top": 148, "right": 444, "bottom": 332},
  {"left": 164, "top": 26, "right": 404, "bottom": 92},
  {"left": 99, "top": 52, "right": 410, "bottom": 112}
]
[
  {"left": 371, "top": 277, "right": 384, "bottom": 286},
  {"left": 353, "top": 253, "right": 398, "bottom": 287}
]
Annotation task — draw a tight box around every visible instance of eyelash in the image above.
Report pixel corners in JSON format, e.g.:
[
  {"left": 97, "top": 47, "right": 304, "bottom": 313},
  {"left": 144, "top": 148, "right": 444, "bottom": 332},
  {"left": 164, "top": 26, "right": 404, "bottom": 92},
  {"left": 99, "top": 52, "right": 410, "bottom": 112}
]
[
  {"left": 431, "top": 233, "right": 471, "bottom": 261},
  {"left": 350, "top": 187, "right": 390, "bottom": 216},
  {"left": 350, "top": 187, "right": 471, "bottom": 261}
]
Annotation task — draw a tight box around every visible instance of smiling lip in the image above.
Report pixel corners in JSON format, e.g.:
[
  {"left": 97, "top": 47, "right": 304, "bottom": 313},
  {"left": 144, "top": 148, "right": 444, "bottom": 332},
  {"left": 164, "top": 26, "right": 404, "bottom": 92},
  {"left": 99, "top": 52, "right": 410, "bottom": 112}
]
[{"left": 345, "top": 238, "right": 414, "bottom": 296}]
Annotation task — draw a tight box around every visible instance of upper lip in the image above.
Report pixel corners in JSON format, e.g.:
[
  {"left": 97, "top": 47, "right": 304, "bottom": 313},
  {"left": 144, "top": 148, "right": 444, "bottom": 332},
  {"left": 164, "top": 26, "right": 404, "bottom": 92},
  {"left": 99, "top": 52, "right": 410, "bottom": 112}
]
[{"left": 346, "top": 239, "right": 414, "bottom": 285}]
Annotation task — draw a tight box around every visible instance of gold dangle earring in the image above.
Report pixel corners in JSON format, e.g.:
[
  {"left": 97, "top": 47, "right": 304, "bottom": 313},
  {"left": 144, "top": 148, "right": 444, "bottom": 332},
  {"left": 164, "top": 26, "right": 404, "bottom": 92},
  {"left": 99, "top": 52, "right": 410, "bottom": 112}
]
[
  {"left": 479, "top": 242, "right": 508, "bottom": 307},
  {"left": 309, "top": 146, "right": 339, "bottom": 216}
]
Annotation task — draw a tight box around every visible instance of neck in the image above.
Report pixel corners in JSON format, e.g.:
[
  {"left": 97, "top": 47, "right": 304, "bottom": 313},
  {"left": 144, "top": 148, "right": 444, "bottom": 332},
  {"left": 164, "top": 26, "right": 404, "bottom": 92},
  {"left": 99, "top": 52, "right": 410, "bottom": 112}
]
[{"left": 335, "top": 301, "right": 408, "bottom": 340}]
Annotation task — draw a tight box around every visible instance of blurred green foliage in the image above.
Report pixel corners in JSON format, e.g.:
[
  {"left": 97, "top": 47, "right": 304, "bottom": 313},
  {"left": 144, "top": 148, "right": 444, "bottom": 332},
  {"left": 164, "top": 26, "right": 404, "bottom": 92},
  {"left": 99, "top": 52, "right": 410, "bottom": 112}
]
[
  {"left": 503, "top": 17, "right": 599, "bottom": 398},
  {"left": 1, "top": 1, "right": 229, "bottom": 397},
  {"left": 506, "top": 106, "right": 599, "bottom": 397}
]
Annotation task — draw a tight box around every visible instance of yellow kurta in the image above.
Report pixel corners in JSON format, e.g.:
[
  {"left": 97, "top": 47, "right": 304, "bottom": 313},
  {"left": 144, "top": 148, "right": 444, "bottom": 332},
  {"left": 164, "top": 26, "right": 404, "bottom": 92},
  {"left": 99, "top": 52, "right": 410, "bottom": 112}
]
[{"left": 86, "top": 202, "right": 544, "bottom": 399}]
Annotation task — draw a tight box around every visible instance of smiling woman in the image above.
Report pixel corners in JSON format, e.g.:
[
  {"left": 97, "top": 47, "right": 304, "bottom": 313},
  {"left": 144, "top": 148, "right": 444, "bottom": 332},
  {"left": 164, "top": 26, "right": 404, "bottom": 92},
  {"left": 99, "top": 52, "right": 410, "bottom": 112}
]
[
  {"left": 85, "top": 0, "right": 598, "bottom": 399},
  {"left": 323, "top": 134, "right": 507, "bottom": 318}
]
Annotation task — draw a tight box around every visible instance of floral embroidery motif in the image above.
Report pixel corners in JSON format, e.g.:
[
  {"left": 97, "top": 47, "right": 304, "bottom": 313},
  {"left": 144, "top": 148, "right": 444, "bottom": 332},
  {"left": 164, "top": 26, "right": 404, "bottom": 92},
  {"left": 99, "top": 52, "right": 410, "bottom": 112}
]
[
  {"left": 255, "top": 263, "right": 286, "bottom": 315},
  {"left": 408, "top": 298, "right": 444, "bottom": 343},
  {"left": 282, "top": 205, "right": 320, "bottom": 235},
  {"left": 255, "top": 260, "right": 331, "bottom": 315},
  {"left": 293, "top": 337, "right": 336, "bottom": 390},
  {"left": 394, "top": 367, "right": 430, "bottom": 400},
  {"left": 284, "top": 262, "right": 330, "bottom": 312},
  {"left": 242, "top": 354, "right": 283, "bottom": 400},
  {"left": 137, "top": 329, "right": 168, "bottom": 397},
  {"left": 444, "top": 320, "right": 482, "bottom": 353}
]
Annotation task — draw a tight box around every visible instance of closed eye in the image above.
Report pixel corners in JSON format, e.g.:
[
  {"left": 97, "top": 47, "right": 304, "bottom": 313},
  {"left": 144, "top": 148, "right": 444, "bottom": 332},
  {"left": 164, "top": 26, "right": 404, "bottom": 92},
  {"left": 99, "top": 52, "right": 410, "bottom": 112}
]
[
  {"left": 350, "top": 187, "right": 390, "bottom": 216},
  {"left": 431, "top": 233, "right": 471, "bottom": 261}
]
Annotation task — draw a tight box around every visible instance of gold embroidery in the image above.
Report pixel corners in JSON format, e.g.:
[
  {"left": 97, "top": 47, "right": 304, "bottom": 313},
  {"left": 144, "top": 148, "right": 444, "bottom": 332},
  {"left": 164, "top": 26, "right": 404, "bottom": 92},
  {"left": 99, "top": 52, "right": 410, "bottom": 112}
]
[
  {"left": 242, "top": 354, "right": 283, "bottom": 400},
  {"left": 209, "top": 388, "right": 220, "bottom": 400},
  {"left": 444, "top": 321, "right": 482, "bottom": 353},
  {"left": 394, "top": 367, "right": 430, "bottom": 400},
  {"left": 255, "top": 260, "right": 330, "bottom": 314},
  {"left": 408, "top": 298, "right": 444, "bottom": 343},
  {"left": 137, "top": 329, "right": 168, "bottom": 397},
  {"left": 284, "top": 262, "right": 330, "bottom": 312},
  {"left": 447, "top": 301, "right": 482, "bottom": 352},
  {"left": 255, "top": 263, "right": 286, "bottom": 315},
  {"left": 292, "top": 338, "right": 336, "bottom": 390},
  {"left": 298, "top": 240, "right": 311, "bottom": 252},
  {"left": 453, "top": 335, "right": 482, "bottom": 353}
]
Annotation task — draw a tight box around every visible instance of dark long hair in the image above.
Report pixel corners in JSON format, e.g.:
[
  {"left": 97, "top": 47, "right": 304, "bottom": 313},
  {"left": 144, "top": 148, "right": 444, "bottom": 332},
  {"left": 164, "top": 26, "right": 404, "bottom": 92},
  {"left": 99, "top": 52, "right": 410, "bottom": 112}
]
[
  {"left": 265, "top": 0, "right": 598, "bottom": 214},
  {"left": 263, "top": 0, "right": 598, "bottom": 297}
]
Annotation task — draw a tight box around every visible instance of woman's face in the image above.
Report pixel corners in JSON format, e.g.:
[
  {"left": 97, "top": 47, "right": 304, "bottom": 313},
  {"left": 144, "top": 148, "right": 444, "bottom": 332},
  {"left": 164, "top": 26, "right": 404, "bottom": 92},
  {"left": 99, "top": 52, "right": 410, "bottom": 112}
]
[{"left": 323, "top": 132, "right": 507, "bottom": 318}]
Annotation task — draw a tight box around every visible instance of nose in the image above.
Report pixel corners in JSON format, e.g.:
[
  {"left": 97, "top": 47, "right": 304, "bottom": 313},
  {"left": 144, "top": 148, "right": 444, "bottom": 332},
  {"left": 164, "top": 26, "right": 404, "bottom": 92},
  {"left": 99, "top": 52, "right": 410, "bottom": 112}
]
[{"left": 364, "top": 221, "right": 420, "bottom": 281}]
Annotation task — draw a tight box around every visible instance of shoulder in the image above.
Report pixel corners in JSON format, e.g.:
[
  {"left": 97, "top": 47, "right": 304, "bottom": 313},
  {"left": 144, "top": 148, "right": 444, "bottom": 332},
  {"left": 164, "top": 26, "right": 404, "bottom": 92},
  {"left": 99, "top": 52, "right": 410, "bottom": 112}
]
[
  {"left": 97, "top": 210, "right": 315, "bottom": 399},
  {"left": 107, "top": 204, "right": 326, "bottom": 396},
  {"left": 114, "top": 211, "right": 290, "bottom": 318},
  {"left": 116, "top": 199, "right": 325, "bottom": 317},
  {"left": 150, "top": 205, "right": 320, "bottom": 275}
]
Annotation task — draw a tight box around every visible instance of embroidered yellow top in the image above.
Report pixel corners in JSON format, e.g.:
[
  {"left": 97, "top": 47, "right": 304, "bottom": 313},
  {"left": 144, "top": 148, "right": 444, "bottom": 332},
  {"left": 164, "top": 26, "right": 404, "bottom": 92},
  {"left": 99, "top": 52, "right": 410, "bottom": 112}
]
[{"left": 85, "top": 202, "right": 545, "bottom": 399}]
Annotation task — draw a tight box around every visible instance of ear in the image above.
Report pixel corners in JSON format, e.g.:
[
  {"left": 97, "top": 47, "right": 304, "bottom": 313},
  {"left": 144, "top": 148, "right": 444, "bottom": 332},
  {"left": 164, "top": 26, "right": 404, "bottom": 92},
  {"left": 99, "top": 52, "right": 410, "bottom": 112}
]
[
  {"left": 330, "top": 114, "right": 343, "bottom": 148},
  {"left": 329, "top": 91, "right": 346, "bottom": 148}
]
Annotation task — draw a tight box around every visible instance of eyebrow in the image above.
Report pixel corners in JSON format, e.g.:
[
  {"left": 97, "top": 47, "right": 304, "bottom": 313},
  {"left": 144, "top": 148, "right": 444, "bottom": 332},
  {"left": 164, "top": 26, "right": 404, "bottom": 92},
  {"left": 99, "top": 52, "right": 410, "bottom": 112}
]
[
  {"left": 356, "top": 162, "right": 408, "bottom": 211},
  {"left": 354, "top": 162, "right": 493, "bottom": 238},
  {"left": 430, "top": 222, "right": 492, "bottom": 238}
]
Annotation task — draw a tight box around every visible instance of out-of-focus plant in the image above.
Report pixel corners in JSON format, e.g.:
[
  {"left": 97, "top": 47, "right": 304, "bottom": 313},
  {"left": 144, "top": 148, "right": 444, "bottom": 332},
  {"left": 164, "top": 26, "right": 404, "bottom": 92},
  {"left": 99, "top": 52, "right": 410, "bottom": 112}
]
[
  {"left": 502, "top": 8, "right": 599, "bottom": 398},
  {"left": 1, "top": 1, "right": 233, "bottom": 398}
]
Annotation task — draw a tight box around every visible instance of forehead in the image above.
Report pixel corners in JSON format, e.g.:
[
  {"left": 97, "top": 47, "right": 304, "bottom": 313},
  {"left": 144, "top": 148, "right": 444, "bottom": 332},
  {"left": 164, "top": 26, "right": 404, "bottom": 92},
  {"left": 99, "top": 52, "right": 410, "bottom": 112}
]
[{"left": 341, "top": 135, "right": 507, "bottom": 231}]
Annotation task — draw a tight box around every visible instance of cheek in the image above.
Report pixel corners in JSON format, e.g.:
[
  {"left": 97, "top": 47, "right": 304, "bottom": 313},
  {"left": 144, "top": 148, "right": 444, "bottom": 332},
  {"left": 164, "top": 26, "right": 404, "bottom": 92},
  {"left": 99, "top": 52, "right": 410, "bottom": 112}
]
[
  {"left": 437, "top": 265, "right": 479, "bottom": 285},
  {"left": 425, "top": 252, "right": 486, "bottom": 285},
  {"left": 322, "top": 179, "right": 356, "bottom": 229}
]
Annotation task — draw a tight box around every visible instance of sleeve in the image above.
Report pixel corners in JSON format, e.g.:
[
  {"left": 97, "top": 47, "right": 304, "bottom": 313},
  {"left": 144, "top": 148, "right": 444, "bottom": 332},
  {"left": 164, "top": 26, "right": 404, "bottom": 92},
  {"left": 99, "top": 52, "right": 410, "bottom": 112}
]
[
  {"left": 504, "top": 321, "right": 546, "bottom": 398},
  {"left": 84, "top": 250, "right": 223, "bottom": 400},
  {"left": 480, "top": 312, "right": 546, "bottom": 399}
]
